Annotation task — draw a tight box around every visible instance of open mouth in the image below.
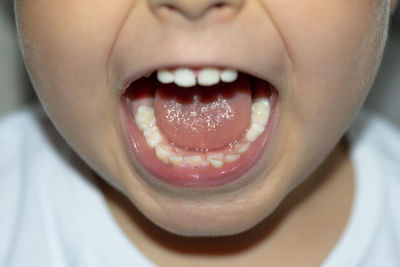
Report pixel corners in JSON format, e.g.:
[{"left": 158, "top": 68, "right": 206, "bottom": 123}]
[{"left": 121, "top": 67, "right": 279, "bottom": 188}]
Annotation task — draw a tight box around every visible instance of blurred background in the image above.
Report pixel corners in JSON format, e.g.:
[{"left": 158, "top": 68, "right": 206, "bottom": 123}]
[{"left": 0, "top": 2, "right": 399, "bottom": 128}]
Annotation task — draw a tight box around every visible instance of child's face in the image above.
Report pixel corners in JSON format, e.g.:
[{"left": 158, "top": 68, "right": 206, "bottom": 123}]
[{"left": 16, "top": 0, "right": 394, "bottom": 236}]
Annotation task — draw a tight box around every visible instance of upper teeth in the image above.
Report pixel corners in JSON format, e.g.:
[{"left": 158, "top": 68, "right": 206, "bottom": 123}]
[{"left": 156, "top": 68, "right": 238, "bottom": 88}]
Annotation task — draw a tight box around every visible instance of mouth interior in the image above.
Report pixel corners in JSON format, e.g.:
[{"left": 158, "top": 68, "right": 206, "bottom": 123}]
[{"left": 123, "top": 71, "right": 273, "bottom": 170}]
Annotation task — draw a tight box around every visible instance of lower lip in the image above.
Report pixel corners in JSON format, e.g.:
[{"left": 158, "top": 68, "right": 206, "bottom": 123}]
[{"left": 120, "top": 87, "right": 279, "bottom": 189}]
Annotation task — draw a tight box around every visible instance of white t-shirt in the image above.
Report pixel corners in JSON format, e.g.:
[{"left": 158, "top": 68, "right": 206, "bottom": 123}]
[{"left": 0, "top": 106, "right": 399, "bottom": 267}]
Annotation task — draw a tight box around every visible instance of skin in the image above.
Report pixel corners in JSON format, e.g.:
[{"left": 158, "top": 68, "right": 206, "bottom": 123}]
[{"left": 15, "top": 0, "right": 398, "bottom": 265}]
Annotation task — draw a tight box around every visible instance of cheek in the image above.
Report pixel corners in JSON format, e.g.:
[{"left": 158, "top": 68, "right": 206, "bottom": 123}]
[
  {"left": 276, "top": 0, "right": 388, "bottom": 138},
  {"left": 279, "top": 0, "right": 389, "bottom": 115},
  {"left": 16, "top": 0, "right": 130, "bottom": 105},
  {"left": 15, "top": 0, "right": 135, "bottom": 165},
  {"left": 261, "top": 0, "right": 390, "bottom": 189}
]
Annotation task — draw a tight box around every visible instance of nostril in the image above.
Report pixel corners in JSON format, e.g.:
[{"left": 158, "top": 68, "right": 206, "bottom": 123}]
[
  {"left": 149, "top": 0, "right": 243, "bottom": 21},
  {"left": 164, "top": 3, "right": 176, "bottom": 11},
  {"left": 215, "top": 1, "right": 233, "bottom": 9}
]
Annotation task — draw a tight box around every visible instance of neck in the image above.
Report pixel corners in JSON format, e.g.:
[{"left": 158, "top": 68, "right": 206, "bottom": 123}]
[{"left": 98, "top": 138, "right": 354, "bottom": 267}]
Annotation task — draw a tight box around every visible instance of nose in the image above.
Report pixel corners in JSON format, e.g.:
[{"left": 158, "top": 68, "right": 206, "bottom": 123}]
[{"left": 149, "top": 0, "right": 244, "bottom": 21}]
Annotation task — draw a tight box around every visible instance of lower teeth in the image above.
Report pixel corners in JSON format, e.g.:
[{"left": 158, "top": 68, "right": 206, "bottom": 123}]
[{"left": 133, "top": 97, "right": 271, "bottom": 168}]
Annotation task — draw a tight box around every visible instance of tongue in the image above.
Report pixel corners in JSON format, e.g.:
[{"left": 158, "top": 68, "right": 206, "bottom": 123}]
[{"left": 154, "top": 75, "right": 252, "bottom": 151}]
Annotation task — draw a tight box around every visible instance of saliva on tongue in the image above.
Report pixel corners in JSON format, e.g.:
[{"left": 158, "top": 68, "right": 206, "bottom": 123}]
[{"left": 154, "top": 75, "right": 252, "bottom": 151}]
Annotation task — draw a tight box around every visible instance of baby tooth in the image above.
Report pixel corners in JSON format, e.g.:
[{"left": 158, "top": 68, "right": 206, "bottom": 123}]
[
  {"left": 235, "top": 142, "right": 250, "bottom": 154},
  {"left": 184, "top": 155, "right": 202, "bottom": 166},
  {"left": 207, "top": 153, "right": 224, "bottom": 160},
  {"left": 208, "top": 158, "right": 224, "bottom": 168},
  {"left": 225, "top": 154, "right": 240, "bottom": 163},
  {"left": 157, "top": 69, "right": 174, "bottom": 84},
  {"left": 252, "top": 99, "right": 270, "bottom": 126},
  {"left": 143, "top": 126, "right": 157, "bottom": 137},
  {"left": 169, "top": 154, "right": 183, "bottom": 166},
  {"left": 207, "top": 153, "right": 224, "bottom": 168},
  {"left": 135, "top": 106, "right": 156, "bottom": 131},
  {"left": 246, "top": 123, "right": 265, "bottom": 142},
  {"left": 155, "top": 144, "right": 171, "bottom": 164},
  {"left": 252, "top": 111, "right": 268, "bottom": 126},
  {"left": 198, "top": 68, "right": 220, "bottom": 86},
  {"left": 144, "top": 128, "right": 162, "bottom": 148},
  {"left": 174, "top": 68, "right": 196, "bottom": 87},
  {"left": 254, "top": 98, "right": 270, "bottom": 110},
  {"left": 220, "top": 69, "right": 238, "bottom": 83}
]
